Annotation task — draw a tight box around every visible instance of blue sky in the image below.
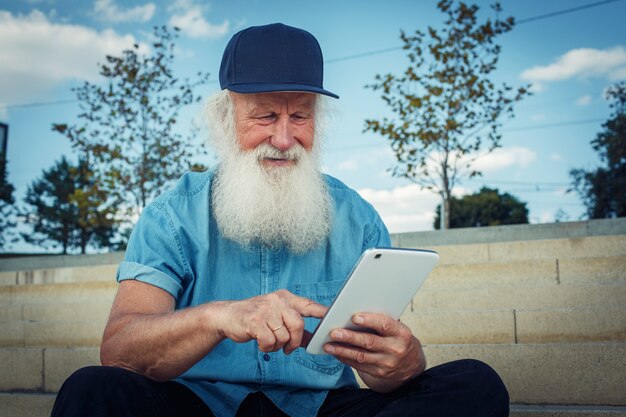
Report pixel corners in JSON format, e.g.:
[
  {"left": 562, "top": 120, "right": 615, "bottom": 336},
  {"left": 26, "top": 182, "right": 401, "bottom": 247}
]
[{"left": 2, "top": 0, "right": 626, "bottom": 251}]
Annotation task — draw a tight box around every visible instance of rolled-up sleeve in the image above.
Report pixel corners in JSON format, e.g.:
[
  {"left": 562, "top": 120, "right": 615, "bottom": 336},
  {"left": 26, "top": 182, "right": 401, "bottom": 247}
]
[{"left": 116, "top": 202, "right": 188, "bottom": 299}]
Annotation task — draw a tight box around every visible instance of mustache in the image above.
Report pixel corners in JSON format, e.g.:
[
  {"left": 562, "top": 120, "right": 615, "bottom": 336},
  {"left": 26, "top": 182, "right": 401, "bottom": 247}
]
[{"left": 253, "top": 143, "right": 305, "bottom": 162}]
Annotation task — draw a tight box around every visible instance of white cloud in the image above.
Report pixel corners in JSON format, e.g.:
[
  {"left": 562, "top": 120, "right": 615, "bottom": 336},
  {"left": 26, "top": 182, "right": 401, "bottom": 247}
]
[
  {"left": 521, "top": 46, "right": 626, "bottom": 85},
  {"left": 0, "top": 10, "right": 146, "bottom": 107},
  {"left": 358, "top": 183, "right": 473, "bottom": 233},
  {"left": 333, "top": 146, "right": 393, "bottom": 173},
  {"left": 338, "top": 159, "right": 358, "bottom": 171},
  {"left": 534, "top": 211, "right": 555, "bottom": 225},
  {"left": 93, "top": 0, "right": 156, "bottom": 23},
  {"left": 550, "top": 153, "right": 562, "bottom": 161},
  {"left": 358, "top": 184, "right": 440, "bottom": 233},
  {"left": 575, "top": 95, "right": 592, "bottom": 106},
  {"left": 471, "top": 146, "right": 536, "bottom": 173},
  {"left": 168, "top": 0, "right": 229, "bottom": 39}
]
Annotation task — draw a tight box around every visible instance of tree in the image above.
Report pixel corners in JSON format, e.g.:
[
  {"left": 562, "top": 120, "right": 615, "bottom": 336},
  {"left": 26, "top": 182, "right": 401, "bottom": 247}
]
[
  {"left": 433, "top": 186, "right": 528, "bottom": 229},
  {"left": 22, "top": 157, "right": 116, "bottom": 254},
  {"left": 0, "top": 155, "right": 18, "bottom": 251},
  {"left": 53, "top": 26, "right": 209, "bottom": 225},
  {"left": 365, "top": 1, "right": 529, "bottom": 229},
  {"left": 570, "top": 82, "right": 626, "bottom": 219}
]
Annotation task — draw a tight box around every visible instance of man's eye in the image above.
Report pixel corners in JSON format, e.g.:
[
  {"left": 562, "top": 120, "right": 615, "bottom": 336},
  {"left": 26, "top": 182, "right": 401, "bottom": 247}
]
[
  {"left": 291, "top": 114, "right": 309, "bottom": 121},
  {"left": 257, "top": 114, "right": 276, "bottom": 121}
]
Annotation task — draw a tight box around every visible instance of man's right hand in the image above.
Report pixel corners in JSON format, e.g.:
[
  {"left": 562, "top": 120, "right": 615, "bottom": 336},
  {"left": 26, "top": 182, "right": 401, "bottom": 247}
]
[{"left": 215, "top": 290, "right": 327, "bottom": 354}]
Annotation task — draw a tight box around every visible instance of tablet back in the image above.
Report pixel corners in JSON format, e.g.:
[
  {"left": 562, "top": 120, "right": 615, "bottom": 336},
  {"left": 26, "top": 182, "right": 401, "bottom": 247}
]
[{"left": 305, "top": 247, "right": 439, "bottom": 355}]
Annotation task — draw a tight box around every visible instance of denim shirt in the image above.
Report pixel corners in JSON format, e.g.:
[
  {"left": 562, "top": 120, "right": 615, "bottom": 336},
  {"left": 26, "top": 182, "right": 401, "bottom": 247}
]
[{"left": 116, "top": 169, "right": 391, "bottom": 417}]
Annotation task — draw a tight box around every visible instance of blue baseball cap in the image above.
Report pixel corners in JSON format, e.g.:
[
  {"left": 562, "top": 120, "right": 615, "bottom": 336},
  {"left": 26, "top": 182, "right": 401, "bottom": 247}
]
[{"left": 219, "top": 23, "right": 339, "bottom": 99}]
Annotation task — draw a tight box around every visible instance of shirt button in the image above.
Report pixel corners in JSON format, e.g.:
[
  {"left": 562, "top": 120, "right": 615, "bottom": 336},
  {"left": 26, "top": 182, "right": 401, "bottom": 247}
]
[{"left": 263, "top": 353, "right": 271, "bottom": 361}]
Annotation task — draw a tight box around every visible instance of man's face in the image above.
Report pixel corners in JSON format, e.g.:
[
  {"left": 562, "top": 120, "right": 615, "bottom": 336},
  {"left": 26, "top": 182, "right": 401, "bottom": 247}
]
[{"left": 231, "top": 92, "right": 316, "bottom": 168}]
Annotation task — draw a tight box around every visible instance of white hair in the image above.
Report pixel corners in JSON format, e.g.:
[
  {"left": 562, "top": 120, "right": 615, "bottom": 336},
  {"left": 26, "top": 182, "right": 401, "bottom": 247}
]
[{"left": 204, "top": 90, "right": 333, "bottom": 254}]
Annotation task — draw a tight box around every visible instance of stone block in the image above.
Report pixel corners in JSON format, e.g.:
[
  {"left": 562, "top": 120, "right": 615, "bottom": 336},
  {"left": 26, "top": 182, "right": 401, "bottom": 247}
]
[
  {"left": 423, "top": 342, "right": 626, "bottom": 405},
  {"left": 22, "top": 302, "right": 113, "bottom": 322},
  {"left": 16, "top": 264, "right": 117, "bottom": 285},
  {"left": 0, "top": 304, "right": 22, "bottom": 320},
  {"left": 414, "top": 283, "right": 626, "bottom": 310},
  {"left": 24, "top": 320, "right": 107, "bottom": 347},
  {"left": 9, "top": 281, "right": 117, "bottom": 305},
  {"left": 559, "top": 256, "right": 626, "bottom": 285},
  {"left": 424, "top": 260, "right": 557, "bottom": 290},
  {"left": 0, "top": 348, "right": 43, "bottom": 391},
  {"left": 488, "top": 235, "right": 626, "bottom": 263},
  {"left": 400, "top": 309, "right": 515, "bottom": 344},
  {"left": 422, "top": 243, "right": 490, "bottom": 265},
  {"left": 0, "top": 270, "right": 16, "bottom": 286},
  {"left": 510, "top": 404, "right": 626, "bottom": 417},
  {"left": 44, "top": 347, "right": 101, "bottom": 392},
  {"left": 0, "top": 320, "right": 24, "bottom": 347},
  {"left": 0, "top": 393, "right": 56, "bottom": 417},
  {"left": 516, "top": 306, "right": 626, "bottom": 343},
  {"left": 0, "top": 286, "right": 11, "bottom": 305}
]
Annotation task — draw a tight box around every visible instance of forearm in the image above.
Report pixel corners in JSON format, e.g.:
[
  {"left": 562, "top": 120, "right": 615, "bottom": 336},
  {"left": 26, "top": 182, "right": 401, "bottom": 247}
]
[{"left": 100, "top": 301, "right": 227, "bottom": 381}]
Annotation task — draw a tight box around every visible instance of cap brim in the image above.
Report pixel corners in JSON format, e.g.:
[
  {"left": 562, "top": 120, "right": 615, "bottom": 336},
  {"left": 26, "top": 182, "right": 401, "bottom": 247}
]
[{"left": 226, "top": 83, "right": 339, "bottom": 99}]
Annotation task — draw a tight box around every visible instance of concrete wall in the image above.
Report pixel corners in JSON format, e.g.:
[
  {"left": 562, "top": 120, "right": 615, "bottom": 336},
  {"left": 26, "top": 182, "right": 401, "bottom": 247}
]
[
  {"left": 2, "top": 218, "right": 625, "bottom": 272},
  {"left": 392, "top": 217, "right": 626, "bottom": 247}
]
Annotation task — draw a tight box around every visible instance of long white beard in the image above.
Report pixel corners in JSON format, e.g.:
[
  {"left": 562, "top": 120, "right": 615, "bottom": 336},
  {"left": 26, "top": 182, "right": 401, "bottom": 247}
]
[{"left": 212, "top": 142, "right": 332, "bottom": 254}]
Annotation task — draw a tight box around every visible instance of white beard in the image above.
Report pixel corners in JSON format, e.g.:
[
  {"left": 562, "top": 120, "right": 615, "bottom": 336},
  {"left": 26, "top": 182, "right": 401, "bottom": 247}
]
[{"left": 212, "top": 141, "right": 332, "bottom": 254}]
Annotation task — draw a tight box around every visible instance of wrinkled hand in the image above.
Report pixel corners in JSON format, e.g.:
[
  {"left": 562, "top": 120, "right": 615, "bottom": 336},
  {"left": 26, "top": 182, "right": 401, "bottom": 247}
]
[
  {"left": 218, "top": 290, "right": 327, "bottom": 354},
  {"left": 323, "top": 313, "right": 425, "bottom": 388}
]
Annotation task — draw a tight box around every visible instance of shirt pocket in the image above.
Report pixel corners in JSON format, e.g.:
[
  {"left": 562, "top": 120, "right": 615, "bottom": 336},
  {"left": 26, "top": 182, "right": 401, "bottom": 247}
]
[{"left": 292, "top": 280, "right": 345, "bottom": 375}]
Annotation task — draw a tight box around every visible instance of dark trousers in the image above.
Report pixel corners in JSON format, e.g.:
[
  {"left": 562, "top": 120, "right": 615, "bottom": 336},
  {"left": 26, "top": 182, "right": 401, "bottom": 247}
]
[{"left": 51, "top": 359, "right": 509, "bottom": 417}]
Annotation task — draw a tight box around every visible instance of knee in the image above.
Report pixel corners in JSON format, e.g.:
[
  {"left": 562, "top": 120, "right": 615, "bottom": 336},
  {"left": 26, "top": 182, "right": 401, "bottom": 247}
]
[
  {"left": 52, "top": 366, "right": 145, "bottom": 417},
  {"left": 458, "top": 359, "right": 509, "bottom": 415},
  {"left": 59, "top": 366, "right": 126, "bottom": 395}
]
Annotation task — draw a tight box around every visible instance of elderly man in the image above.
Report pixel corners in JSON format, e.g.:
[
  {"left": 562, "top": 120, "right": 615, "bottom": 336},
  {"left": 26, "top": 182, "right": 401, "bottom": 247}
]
[{"left": 52, "top": 23, "right": 509, "bottom": 417}]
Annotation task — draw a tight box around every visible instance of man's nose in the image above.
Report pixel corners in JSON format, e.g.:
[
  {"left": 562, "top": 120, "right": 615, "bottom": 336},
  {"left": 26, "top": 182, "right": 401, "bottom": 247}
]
[{"left": 269, "top": 117, "right": 297, "bottom": 151}]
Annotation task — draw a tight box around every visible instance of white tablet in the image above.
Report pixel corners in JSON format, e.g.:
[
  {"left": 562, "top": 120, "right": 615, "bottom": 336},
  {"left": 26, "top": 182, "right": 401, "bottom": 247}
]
[{"left": 305, "top": 247, "right": 439, "bottom": 355}]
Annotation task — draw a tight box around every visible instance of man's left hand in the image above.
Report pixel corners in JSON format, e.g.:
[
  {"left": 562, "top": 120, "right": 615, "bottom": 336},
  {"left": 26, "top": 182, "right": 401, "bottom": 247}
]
[{"left": 323, "top": 313, "right": 426, "bottom": 393}]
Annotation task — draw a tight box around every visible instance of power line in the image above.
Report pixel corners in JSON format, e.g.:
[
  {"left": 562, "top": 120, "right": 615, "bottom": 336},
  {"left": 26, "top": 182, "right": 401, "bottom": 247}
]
[
  {"left": 516, "top": 0, "right": 624, "bottom": 24},
  {"left": 328, "top": 117, "right": 605, "bottom": 152},
  {"left": 504, "top": 118, "right": 605, "bottom": 132},
  {"left": 323, "top": 0, "right": 623, "bottom": 63},
  {"left": 325, "top": 46, "right": 403, "bottom": 64},
  {"left": 4, "top": 0, "right": 622, "bottom": 111},
  {"left": 4, "top": 98, "right": 77, "bottom": 110},
  {"left": 466, "top": 179, "right": 569, "bottom": 187}
]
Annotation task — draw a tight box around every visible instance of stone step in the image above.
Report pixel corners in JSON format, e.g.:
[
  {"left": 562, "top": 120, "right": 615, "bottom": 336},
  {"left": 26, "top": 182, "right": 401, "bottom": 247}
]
[
  {"left": 423, "top": 342, "right": 626, "bottom": 406},
  {"left": 0, "top": 393, "right": 57, "bottom": 417},
  {"left": 1, "top": 304, "right": 623, "bottom": 348},
  {"left": 13, "top": 301, "right": 112, "bottom": 321},
  {"left": 510, "top": 404, "right": 626, "bottom": 417},
  {"left": 402, "top": 305, "right": 626, "bottom": 344},
  {"left": 1, "top": 236, "right": 624, "bottom": 288},
  {"left": 0, "top": 320, "right": 107, "bottom": 347},
  {"left": 425, "top": 235, "right": 626, "bottom": 265},
  {"left": 0, "top": 347, "right": 100, "bottom": 393},
  {"left": 1, "top": 255, "right": 622, "bottom": 312},
  {"left": 2, "top": 343, "right": 624, "bottom": 405},
  {"left": 0, "top": 281, "right": 117, "bottom": 305},
  {"left": 0, "top": 264, "right": 117, "bottom": 286},
  {"left": 2, "top": 397, "right": 625, "bottom": 417},
  {"left": 424, "top": 256, "right": 626, "bottom": 291},
  {"left": 1, "top": 397, "right": 625, "bottom": 417},
  {"left": 414, "top": 281, "right": 626, "bottom": 310}
]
